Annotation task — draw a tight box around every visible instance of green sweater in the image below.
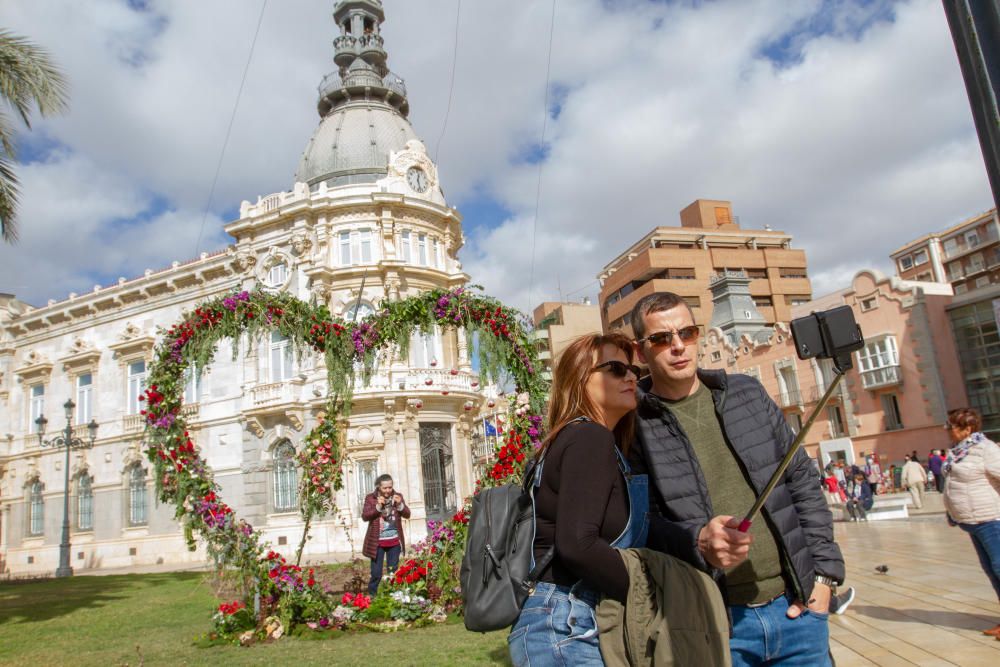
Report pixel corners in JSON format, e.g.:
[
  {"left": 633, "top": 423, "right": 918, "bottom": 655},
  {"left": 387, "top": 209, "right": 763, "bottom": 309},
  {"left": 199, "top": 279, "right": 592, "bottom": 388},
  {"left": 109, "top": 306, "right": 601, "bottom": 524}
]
[{"left": 661, "top": 384, "right": 785, "bottom": 605}]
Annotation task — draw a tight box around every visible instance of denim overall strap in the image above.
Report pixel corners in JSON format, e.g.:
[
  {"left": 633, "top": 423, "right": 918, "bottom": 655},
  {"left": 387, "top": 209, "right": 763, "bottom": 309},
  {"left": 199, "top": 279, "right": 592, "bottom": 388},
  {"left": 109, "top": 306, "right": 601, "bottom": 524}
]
[{"left": 610, "top": 446, "right": 650, "bottom": 550}]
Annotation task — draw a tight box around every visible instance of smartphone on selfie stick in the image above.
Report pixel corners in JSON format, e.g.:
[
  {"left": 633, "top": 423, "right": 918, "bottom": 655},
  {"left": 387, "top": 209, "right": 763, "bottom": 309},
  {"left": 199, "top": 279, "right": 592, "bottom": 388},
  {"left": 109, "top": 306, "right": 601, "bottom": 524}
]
[{"left": 737, "top": 306, "right": 864, "bottom": 533}]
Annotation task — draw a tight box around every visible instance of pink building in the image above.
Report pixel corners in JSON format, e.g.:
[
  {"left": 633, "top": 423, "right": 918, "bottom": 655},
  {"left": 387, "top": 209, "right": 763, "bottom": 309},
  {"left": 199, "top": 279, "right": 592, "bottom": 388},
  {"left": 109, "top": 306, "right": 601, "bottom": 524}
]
[{"left": 700, "top": 271, "right": 966, "bottom": 467}]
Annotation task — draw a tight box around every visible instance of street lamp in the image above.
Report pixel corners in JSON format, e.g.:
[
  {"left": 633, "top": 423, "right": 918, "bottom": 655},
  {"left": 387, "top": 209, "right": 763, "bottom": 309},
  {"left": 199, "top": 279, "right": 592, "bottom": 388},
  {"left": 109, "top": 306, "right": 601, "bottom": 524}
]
[{"left": 36, "top": 398, "right": 98, "bottom": 577}]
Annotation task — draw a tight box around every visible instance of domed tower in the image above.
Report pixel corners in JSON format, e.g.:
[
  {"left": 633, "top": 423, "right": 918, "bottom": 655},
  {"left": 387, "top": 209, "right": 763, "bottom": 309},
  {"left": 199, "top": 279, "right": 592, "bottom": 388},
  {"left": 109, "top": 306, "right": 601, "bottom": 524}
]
[{"left": 225, "top": 1, "right": 481, "bottom": 550}]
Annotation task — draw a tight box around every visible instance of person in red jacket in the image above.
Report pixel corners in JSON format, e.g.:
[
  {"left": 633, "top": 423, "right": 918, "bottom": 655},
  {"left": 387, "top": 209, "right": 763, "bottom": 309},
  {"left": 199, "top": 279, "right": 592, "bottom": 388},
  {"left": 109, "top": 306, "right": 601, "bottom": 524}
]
[{"left": 361, "top": 474, "right": 411, "bottom": 594}]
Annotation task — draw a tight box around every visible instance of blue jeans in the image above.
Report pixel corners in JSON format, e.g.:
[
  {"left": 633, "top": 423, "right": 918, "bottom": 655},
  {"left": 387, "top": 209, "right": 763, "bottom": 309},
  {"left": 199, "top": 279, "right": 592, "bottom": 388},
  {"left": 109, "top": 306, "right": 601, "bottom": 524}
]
[
  {"left": 368, "top": 543, "right": 401, "bottom": 595},
  {"left": 959, "top": 520, "right": 1000, "bottom": 600},
  {"left": 508, "top": 582, "right": 602, "bottom": 667},
  {"left": 730, "top": 595, "right": 832, "bottom": 666}
]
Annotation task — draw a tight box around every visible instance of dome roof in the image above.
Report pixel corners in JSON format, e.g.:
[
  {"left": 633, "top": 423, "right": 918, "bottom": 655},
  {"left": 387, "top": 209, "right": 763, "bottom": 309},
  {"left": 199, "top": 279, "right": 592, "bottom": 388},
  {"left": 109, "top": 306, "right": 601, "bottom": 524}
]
[{"left": 294, "top": 100, "right": 419, "bottom": 188}]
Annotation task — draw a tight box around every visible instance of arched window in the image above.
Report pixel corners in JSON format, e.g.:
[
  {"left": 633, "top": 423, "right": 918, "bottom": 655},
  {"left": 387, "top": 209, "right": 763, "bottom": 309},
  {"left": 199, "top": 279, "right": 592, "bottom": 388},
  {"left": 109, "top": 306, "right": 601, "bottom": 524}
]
[
  {"left": 77, "top": 475, "right": 93, "bottom": 531},
  {"left": 128, "top": 465, "right": 147, "bottom": 526},
  {"left": 273, "top": 442, "right": 298, "bottom": 512},
  {"left": 28, "top": 480, "right": 44, "bottom": 536}
]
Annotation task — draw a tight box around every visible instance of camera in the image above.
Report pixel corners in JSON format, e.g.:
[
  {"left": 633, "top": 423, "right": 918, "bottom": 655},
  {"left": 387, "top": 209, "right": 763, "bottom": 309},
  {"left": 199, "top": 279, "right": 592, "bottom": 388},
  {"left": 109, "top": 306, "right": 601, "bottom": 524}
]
[{"left": 790, "top": 305, "right": 864, "bottom": 374}]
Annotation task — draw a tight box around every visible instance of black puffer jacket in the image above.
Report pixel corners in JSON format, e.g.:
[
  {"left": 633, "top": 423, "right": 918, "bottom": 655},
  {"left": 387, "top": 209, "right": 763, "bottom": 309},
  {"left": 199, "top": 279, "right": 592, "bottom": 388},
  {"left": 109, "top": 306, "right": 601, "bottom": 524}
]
[{"left": 632, "top": 369, "right": 845, "bottom": 604}]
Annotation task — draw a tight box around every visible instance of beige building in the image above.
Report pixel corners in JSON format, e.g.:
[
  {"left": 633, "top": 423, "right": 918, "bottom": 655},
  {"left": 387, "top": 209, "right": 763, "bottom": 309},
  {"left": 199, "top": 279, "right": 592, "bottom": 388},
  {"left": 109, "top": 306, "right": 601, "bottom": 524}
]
[
  {"left": 530, "top": 300, "right": 603, "bottom": 379},
  {"left": 700, "top": 271, "right": 964, "bottom": 466},
  {"left": 597, "top": 199, "right": 811, "bottom": 336},
  {"left": 890, "top": 208, "right": 1000, "bottom": 294}
]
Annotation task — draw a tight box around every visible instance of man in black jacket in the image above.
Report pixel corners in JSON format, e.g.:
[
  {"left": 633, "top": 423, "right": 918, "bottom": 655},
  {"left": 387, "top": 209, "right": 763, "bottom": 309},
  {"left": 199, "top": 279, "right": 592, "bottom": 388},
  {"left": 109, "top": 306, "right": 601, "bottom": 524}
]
[{"left": 630, "top": 292, "right": 844, "bottom": 666}]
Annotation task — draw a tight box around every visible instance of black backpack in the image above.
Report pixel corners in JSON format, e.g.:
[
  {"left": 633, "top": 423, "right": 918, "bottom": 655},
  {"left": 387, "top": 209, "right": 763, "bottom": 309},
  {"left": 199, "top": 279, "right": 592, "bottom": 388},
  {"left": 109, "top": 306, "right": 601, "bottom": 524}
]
[{"left": 460, "top": 451, "right": 554, "bottom": 632}]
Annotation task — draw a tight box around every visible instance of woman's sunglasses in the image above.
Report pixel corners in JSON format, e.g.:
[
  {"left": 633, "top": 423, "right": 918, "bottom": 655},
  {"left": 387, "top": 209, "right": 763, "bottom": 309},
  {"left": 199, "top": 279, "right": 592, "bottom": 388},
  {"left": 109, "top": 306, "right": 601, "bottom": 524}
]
[
  {"left": 592, "top": 360, "right": 641, "bottom": 379},
  {"left": 638, "top": 325, "right": 700, "bottom": 347}
]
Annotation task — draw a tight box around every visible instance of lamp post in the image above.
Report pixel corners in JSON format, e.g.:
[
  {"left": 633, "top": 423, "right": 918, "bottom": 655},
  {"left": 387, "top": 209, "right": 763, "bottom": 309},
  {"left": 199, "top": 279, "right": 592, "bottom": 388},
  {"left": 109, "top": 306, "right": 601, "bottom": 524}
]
[{"left": 36, "top": 399, "right": 98, "bottom": 577}]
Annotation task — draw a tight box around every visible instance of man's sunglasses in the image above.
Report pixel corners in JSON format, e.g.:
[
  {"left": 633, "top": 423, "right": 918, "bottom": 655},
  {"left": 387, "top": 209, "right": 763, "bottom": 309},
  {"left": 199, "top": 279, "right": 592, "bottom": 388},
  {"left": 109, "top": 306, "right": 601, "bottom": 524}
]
[
  {"left": 638, "top": 326, "right": 700, "bottom": 347},
  {"left": 592, "top": 360, "right": 641, "bottom": 379}
]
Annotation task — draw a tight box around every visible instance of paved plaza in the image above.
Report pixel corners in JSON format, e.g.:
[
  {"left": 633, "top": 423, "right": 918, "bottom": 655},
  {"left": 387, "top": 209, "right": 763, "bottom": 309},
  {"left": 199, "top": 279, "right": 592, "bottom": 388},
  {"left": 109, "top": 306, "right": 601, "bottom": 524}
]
[{"left": 830, "top": 510, "right": 1000, "bottom": 666}]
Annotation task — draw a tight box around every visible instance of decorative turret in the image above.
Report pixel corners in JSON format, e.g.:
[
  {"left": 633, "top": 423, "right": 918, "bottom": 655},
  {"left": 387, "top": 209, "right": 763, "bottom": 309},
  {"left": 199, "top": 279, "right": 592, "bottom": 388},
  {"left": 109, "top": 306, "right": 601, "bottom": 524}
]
[
  {"left": 709, "top": 270, "right": 770, "bottom": 345},
  {"left": 317, "top": 0, "right": 409, "bottom": 118}
]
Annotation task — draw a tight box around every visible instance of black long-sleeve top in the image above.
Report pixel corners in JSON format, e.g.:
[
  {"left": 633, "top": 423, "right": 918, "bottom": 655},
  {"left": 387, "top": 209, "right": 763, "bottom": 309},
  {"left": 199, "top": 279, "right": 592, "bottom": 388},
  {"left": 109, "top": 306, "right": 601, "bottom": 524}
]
[{"left": 532, "top": 421, "right": 629, "bottom": 602}]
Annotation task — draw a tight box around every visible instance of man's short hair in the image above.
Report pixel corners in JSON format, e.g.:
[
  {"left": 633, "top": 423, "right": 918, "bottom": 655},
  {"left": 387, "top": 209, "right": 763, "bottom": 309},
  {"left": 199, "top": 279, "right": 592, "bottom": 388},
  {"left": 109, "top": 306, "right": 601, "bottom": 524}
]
[
  {"left": 630, "top": 292, "right": 691, "bottom": 339},
  {"left": 375, "top": 474, "right": 393, "bottom": 488}
]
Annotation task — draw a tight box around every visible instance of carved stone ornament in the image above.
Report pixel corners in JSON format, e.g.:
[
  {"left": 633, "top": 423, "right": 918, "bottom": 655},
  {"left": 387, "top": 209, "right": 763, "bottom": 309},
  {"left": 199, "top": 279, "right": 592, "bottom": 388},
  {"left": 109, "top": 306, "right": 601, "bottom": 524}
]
[
  {"left": 290, "top": 231, "right": 313, "bottom": 257},
  {"left": 387, "top": 139, "right": 438, "bottom": 187},
  {"left": 230, "top": 247, "right": 258, "bottom": 273}
]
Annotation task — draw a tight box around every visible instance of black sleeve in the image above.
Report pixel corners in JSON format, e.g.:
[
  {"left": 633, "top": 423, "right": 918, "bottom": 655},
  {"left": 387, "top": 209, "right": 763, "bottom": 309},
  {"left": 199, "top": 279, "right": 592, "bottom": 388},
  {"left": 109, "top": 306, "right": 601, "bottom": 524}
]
[
  {"left": 553, "top": 423, "right": 629, "bottom": 602},
  {"left": 767, "top": 391, "right": 846, "bottom": 584}
]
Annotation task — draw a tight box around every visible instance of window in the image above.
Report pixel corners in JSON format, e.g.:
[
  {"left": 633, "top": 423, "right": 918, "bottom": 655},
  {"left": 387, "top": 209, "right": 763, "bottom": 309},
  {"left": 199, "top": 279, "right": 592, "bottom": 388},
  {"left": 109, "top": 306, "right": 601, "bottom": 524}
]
[
  {"left": 29, "top": 480, "right": 43, "bottom": 536},
  {"left": 270, "top": 332, "right": 294, "bottom": 382},
  {"left": 899, "top": 255, "right": 914, "bottom": 271},
  {"left": 410, "top": 329, "right": 441, "bottom": 368},
  {"left": 785, "top": 412, "right": 802, "bottom": 434},
  {"left": 76, "top": 374, "right": 93, "bottom": 424},
  {"left": 128, "top": 465, "right": 147, "bottom": 526},
  {"left": 779, "top": 268, "right": 808, "bottom": 279},
  {"left": 947, "top": 262, "right": 963, "bottom": 281},
  {"left": 184, "top": 365, "right": 199, "bottom": 404},
  {"left": 356, "top": 459, "right": 378, "bottom": 510},
  {"left": 827, "top": 405, "right": 846, "bottom": 436},
  {"left": 418, "top": 233, "right": 428, "bottom": 266},
  {"left": 683, "top": 296, "right": 700, "bottom": 309},
  {"left": 267, "top": 262, "right": 288, "bottom": 287},
  {"left": 955, "top": 282, "right": 969, "bottom": 294},
  {"left": 359, "top": 229, "right": 373, "bottom": 263},
  {"left": 970, "top": 253, "right": 985, "bottom": 273},
  {"left": 857, "top": 336, "right": 899, "bottom": 372},
  {"left": 77, "top": 475, "right": 93, "bottom": 531},
  {"left": 916, "top": 272, "right": 932, "bottom": 281},
  {"left": 967, "top": 230, "right": 980, "bottom": 248},
  {"left": 29, "top": 384, "right": 45, "bottom": 433},
  {"left": 913, "top": 249, "right": 928, "bottom": 265},
  {"left": 752, "top": 296, "right": 773, "bottom": 307},
  {"left": 882, "top": 393, "right": 903, "bottom": 430},
  {"left": 431, "top": 237, "right": 440, "bottom": 268},
  {"left": 788, "top": 295, "right": 811, "bottom": 306},
  {"left": 710, "top": 351, "right": 722, "bottom": 362},
  {"left": 400, "top": 230, "right": 412, "bottom": 262},
  {"left": 273, "top": 442, "right": 298, "bottom": 512},
  {"left": 976, "top": 275, "right": 992, "bottom": 289},
  {"left": 339, "top": 231, "right": 351, "bottom": 265},
  {"left": 667, "top": 267, "right": 696, "bottom": 280},
  {"left": 127, "top": 360, "right": 147, "bottom": 414},
  {"left": 745, "top": 268, "right": 768, "bottom": 279},
  {"left": 860, "top": 296, "right": 877, "bottom": 311}
]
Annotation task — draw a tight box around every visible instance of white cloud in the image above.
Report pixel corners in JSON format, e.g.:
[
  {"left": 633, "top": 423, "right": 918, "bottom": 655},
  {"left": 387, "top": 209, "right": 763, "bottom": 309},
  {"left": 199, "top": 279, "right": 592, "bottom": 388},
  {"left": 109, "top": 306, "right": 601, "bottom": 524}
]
[{"left": 0, "top": 0, "right": 992, "bottom": 315}]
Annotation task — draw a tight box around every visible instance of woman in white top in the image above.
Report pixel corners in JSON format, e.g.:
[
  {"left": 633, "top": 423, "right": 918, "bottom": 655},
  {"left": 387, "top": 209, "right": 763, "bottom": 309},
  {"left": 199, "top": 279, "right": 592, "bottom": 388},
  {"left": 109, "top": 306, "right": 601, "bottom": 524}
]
[{"left": 942, "top": 407, "right": 1000, "bottom": 638}]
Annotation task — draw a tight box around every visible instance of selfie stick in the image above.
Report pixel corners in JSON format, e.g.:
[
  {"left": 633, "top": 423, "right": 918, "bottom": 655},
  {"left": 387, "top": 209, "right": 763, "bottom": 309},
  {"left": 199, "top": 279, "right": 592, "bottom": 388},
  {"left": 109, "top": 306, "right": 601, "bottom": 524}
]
[{"left": 737, "top": 371, "right": 845, "bottom": 533}]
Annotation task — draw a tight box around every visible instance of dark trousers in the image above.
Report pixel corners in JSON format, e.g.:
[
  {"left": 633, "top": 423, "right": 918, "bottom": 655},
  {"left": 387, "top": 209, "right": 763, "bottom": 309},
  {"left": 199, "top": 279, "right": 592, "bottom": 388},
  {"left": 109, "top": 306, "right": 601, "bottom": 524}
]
[
  {"left": 368, "top": 543, "right": 401, "bottom": 595},
  {"left": 935, "top": 474, "right": 945, "bottom": 493}
]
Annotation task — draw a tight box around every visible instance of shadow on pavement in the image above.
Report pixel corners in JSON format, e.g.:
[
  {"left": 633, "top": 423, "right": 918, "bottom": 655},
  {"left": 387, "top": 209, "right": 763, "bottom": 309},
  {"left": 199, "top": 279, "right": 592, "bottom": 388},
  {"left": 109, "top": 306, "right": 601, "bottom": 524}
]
[{"left": 851, "top": 604, "right": 997, "bottom": 632}]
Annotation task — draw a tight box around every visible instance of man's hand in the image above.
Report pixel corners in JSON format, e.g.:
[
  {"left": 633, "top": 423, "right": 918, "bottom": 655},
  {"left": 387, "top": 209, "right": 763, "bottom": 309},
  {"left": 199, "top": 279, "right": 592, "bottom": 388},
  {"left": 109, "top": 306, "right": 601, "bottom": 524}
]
[
  {"left": 392, "top": 493, "right": 403, "bottom": 506},
  {"left": 375, "top": 495, "right": 386, "bottom": 508},
  {"left": 786, "top": 582, "right": 832, "bottom": 619},
  {"left": 697, "top": 515, "right": 753, "bottom": 569}
]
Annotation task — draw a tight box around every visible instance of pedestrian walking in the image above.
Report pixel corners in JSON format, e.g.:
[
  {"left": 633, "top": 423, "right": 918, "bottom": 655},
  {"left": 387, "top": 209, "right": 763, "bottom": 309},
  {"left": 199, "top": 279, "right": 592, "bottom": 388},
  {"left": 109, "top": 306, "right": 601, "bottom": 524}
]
[
  {"left": 929, "top": 449, "right": 945, "bottom": 493},
  {"left": 902, "top": 454, "right": 928, "bottom": 510}
]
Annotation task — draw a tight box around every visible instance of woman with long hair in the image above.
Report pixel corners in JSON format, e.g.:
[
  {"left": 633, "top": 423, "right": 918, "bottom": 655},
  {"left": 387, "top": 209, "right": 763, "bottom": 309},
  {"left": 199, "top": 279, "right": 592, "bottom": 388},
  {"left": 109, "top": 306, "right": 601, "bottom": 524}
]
[
  {"left": 507, "top": 333, "right": 648, "bottom": 666},
  {"left": 942, "top": 407, "right": 1000, "bottom": 638}
]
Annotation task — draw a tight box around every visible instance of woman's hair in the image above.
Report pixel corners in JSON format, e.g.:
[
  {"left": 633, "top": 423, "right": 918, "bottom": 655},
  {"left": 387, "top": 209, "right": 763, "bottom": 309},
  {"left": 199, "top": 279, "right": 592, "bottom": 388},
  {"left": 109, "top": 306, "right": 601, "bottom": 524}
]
[
  {"left": 539, "top": 332, "right": 636, "bottom": 456},
  {"left": 947, "top": 407, "right": 982, "bottom": 433},
  {"left": 374, "top": 474, "right": 393, "bottom": 489}
]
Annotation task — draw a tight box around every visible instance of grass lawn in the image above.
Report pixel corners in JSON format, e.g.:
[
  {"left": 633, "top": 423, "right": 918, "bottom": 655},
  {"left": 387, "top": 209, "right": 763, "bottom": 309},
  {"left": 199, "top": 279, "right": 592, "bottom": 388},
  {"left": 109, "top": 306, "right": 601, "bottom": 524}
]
[{"left": 0, "top": 572, "right": 511, "bottom": 666}]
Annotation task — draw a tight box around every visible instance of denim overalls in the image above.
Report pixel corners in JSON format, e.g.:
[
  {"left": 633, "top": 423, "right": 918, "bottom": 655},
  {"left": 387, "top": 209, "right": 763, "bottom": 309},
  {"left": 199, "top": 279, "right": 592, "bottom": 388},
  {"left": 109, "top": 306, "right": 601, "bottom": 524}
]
[{"left": 508, "top": 444, "right": 649, "bottom": 667}]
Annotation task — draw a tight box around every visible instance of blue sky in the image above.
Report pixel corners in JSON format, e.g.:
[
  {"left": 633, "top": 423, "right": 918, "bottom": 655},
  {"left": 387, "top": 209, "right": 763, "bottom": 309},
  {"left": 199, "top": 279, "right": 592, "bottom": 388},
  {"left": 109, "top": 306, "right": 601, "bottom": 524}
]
[{"left": 0, "top": 0, "right": 991, "bottom": 313}]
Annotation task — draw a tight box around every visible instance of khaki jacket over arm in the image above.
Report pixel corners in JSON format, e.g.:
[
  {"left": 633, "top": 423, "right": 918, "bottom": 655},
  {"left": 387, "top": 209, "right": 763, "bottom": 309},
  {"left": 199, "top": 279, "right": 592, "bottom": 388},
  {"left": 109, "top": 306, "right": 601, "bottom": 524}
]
[{"left": 596, "top": 548, "right": 731, "bottom": 667}]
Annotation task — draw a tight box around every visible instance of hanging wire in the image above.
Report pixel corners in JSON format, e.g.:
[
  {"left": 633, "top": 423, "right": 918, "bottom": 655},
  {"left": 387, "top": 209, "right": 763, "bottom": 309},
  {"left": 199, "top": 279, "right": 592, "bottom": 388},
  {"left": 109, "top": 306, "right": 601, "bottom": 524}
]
[
  {"left": 527, "top": 0, "right": 557, "bottom": 312},
  {"left": 194, "top": 0, "right": 268, "bottom": 256},
  {"left": 434, "top": 0, "right": 463, "bottom": 162}
]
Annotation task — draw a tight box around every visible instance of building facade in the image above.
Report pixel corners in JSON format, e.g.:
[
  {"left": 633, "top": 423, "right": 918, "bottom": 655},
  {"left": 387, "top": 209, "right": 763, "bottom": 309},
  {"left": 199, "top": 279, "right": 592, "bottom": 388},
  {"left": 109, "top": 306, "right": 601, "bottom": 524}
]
[
  {"left": 0, "top": 1, "right": 487, "bottom": 576},
  {"left": 530, "top": 300, "right": 602, "bottom": 379},
  {"left": 597, "top": 199, "right": 811, "bottom": 336},
  {"left": 700, "top": 271, "right": 964, "bottom": 466}
]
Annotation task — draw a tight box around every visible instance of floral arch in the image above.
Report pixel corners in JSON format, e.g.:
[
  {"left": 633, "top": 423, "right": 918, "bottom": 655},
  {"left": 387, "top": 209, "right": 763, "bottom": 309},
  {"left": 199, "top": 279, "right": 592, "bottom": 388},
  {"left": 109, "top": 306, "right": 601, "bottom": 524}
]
[{"left": 140, "top": 285, "right": 546, "bottom": 640}]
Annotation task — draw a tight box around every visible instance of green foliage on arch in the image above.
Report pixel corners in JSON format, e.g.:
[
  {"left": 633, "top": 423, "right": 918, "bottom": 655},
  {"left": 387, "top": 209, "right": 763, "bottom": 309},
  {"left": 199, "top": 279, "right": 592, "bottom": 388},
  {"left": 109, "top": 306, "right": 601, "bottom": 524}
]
[{"left": 140, "top": 285, "right": 546, "bottom": 638}]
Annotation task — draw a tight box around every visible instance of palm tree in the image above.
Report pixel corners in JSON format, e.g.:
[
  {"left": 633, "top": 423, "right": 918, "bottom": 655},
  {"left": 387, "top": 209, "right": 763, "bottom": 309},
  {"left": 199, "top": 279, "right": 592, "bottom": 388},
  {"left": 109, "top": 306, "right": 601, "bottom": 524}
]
[{"left": 0, "top": 30, "right": 68, "bottom": 243}]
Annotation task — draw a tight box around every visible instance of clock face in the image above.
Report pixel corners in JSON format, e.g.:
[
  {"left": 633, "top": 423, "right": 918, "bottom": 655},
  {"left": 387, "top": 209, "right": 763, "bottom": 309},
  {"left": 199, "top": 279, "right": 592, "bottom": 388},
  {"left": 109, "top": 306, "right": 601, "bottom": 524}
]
[{"left": 406, "top": 166, "right": 429, "bottom": 193}]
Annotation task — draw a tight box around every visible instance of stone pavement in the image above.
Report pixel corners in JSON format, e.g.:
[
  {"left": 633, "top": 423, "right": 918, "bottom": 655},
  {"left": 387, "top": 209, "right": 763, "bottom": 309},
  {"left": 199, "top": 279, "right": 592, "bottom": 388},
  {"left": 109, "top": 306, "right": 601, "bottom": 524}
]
[{"left": 830, "top": 513, "right": 1000, "bottom": 666}]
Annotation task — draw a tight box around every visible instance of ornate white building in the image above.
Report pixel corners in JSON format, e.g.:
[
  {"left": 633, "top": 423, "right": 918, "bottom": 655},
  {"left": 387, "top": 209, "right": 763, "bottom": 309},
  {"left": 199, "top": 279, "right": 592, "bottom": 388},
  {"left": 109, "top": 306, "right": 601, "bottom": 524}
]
[{"left": 0, "top": 0, "right": 493, "bottom": 575}]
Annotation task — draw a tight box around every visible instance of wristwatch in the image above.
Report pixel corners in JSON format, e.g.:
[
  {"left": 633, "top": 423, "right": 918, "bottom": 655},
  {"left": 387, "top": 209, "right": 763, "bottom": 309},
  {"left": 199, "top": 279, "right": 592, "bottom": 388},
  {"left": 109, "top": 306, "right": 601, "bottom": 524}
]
[{"left": 814, "top": 575, "right": 837, "bottom": 592}]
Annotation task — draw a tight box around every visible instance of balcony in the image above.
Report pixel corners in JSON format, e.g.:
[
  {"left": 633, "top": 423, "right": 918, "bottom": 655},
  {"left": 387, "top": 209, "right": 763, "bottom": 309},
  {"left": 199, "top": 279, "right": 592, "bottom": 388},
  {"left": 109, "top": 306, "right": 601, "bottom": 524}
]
[
  {"left": 942, "top": 228, "right": 1000, "bottom": 260},
  {"left": 471, "top": 436, "right": 495, "bottom": 462},
  {"left": 861, "top": 365, "right": 902, "bottom": 390},
  {"left": 249, "top": 381, "right": 298, "bottom": 408},
  {"left": 778, "top": 389, "right": 802, "bottom": 408}
]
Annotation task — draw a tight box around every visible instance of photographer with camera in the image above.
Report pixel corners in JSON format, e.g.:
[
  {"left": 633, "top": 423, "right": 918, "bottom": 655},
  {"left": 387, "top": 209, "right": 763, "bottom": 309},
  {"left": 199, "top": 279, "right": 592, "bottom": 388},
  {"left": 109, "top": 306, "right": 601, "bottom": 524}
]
[
  {"left": 629, "top": 292, "right": 845, "bottom": 666},
  {"left": 361, "top": 474, "right": 411, "bottom": 595}
]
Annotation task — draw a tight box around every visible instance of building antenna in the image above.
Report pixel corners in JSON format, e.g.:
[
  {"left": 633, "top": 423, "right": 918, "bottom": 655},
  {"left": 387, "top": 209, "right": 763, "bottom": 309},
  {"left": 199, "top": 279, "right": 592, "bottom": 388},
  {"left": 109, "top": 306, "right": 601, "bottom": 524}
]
[
  {"left": 526, "top": 0, "right": 557, "bottom": 312},
  {"left": 194, "top": 0, "right": 268, "bottom": 256}
]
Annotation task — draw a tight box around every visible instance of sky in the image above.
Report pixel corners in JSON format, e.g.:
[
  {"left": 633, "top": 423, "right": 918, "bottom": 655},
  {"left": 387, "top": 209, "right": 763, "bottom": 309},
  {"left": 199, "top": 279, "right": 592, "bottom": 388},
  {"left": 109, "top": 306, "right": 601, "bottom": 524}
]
[{"left": 0, "top": 0, "right": 992, "bottom": 314}]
